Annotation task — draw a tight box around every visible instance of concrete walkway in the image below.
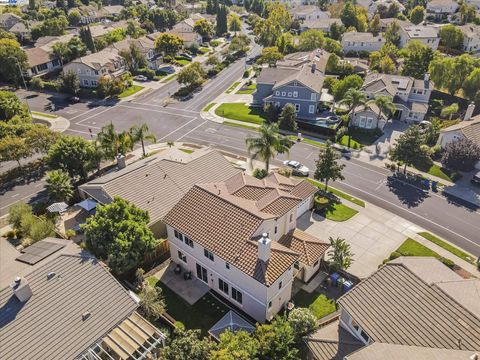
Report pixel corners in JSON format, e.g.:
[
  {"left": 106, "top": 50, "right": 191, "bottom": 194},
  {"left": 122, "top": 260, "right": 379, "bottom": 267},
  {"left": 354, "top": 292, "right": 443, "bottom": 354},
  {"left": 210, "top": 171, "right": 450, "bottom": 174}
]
[
  {"left": 297, "top": 196, "right": 478, "bottom": 279},
  {"left": 33, "top": 113, "right": 70, "bottom": 132}
]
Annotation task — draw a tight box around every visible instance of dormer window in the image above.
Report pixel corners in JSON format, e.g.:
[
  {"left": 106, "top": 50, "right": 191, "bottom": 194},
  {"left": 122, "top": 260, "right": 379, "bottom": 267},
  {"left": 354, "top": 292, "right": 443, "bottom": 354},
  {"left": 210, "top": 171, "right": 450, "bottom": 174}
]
[{"left": 293, "top": 81, "right": 297, "bottom": 86}]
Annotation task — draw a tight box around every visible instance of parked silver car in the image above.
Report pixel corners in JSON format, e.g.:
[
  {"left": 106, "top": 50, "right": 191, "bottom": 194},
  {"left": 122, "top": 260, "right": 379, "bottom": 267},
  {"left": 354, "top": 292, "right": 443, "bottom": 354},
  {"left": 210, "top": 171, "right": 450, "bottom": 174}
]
[{"left": 283, "top": 160, "right": 310, "bottom": 176}]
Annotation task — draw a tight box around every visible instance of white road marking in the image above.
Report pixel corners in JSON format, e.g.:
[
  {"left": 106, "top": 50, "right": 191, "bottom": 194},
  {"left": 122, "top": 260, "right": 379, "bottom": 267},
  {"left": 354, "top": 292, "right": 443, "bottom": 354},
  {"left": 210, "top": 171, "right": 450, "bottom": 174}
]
[
  {"left": 176, "top": 120, "right": 208, "bottom": 141},
  {"left": 11, "top": 194, "right": 19, "bottom": 198},
  {"left": 76, "top": 107, "right": 113, "bottom": 125},
  {"left": 118, "top": 104, "right": 197, "bottom": 118},
  {"left": 131, "top": 101, "right": 200, "bottom": 113},
  {"left": 66, "top": 129, "right": 97, "bottom": 136},
  {"left": 157, "top": 117, "right": 199, "bottom": 141},
  {"left": 68, "top": 105, "right": 105, "bottom": 121}
]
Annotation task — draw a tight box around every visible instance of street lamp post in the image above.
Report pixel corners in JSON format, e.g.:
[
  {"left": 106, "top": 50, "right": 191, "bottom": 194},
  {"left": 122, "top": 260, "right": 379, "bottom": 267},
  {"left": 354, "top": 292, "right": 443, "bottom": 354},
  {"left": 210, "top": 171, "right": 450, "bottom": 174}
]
[{"left": 9, "top": 56, "right": 32, "bottom": 116}]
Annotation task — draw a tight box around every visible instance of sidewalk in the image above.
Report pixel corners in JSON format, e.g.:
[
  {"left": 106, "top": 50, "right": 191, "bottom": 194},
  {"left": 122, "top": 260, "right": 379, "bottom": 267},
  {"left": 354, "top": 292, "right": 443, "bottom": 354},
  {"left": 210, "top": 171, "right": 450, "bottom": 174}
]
[{"left": 32, "top": 113, "right": 70, "bottom": 132}]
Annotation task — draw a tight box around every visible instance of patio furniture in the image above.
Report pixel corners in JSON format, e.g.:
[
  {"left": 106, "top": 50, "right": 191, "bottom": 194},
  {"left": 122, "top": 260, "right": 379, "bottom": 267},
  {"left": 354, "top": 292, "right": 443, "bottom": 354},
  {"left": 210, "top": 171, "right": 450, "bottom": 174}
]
[
  {"left": 174, "top": 264, "right": 182, "bottom": 274},
  {"left": 183, "top": 271, "right": 192, "bottom": 280}
]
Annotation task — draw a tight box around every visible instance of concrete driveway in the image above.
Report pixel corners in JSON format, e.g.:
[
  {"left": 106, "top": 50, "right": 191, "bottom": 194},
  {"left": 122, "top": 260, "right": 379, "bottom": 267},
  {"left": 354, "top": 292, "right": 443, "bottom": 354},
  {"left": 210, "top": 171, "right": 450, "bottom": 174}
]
[
  {"left": 297, "top": 202, "right": 421, "bottom": 278},
  {"left": 365, "top": 120, "right": 410, "bottom": 158}
]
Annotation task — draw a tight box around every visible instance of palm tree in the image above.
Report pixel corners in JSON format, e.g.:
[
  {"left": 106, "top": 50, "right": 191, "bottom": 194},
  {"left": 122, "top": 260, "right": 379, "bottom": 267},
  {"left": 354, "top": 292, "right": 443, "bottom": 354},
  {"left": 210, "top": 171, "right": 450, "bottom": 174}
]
[
  {"left": 97, "top": 123, "right": 133, "bottom": 161},
  {"left": 129, "top": 124, "right": 157, "bottom": 157},
  {"left": 369, "top": 95, "right": 396, "bottom": 129},
  {"left": 245, "top": 123, "right": 294, "bottom": 171},
  {"left": 339, "top": 88, "right": 366, "bottom": 147},
  {"left": 328, "top": 236, "right": 354, "bottom": 271},
  {"left": 45, "top": 169, "right": 73, "bottom": 202}
]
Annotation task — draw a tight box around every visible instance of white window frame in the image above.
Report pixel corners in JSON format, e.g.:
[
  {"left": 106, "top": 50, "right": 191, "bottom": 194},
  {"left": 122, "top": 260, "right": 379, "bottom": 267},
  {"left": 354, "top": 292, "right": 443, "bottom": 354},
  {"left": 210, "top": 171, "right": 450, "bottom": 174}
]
[
  {"left": 310, "top": 93, "right": 316, "bottom": 101},
  {"left": 359, "top": 116, "right": 367, "bottom": 127},
  {"left": 83, "top": 79, "right": 89, "bottom": 86},
  {"left": 282, "top": 91, "right": 286, "bottom": 96},
  {"left": 275, "top": 91, "right": 280, "bottom": 96},
  {"left": 232, "top": 287, "right": 243, "bottom": 304},
  {"left": 184, "top": 236, "right": 194, "bottom": 248},
  {"left": 295, "top": 103, "right": 300, "bottom": 112},
  {"left": 293, "top": 91, "right": 298, "bottom": 98},
  {"left": 204, "top": 249, "right": 214, "bottom": 261},
  {"left": 218, "top": 278, "right": 229, "bottom": 295},
  {"left": 366, "top": 117, "right": 373, "bottom": 129},
  {"left": 288, "top": 92, "right": 292, "bottom": 97},
  {"left": 309, "top": 105, "right": 315, "bottom": 114},
  {"left": 178, "top": 250, "right": 187, "bottom": 263}
]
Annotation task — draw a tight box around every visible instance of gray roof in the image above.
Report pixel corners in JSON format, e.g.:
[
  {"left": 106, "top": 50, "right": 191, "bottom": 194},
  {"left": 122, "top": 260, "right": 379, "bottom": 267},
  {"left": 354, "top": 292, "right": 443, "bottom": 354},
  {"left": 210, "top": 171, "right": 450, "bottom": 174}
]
[
  {"left": 403, "top": 25, "right": 438, "bottom": 39},
  {"left": 440, "top": 116, "right": 480, "bottom": 146},
  {"left": 337, "top": 261, "right": 480, "bottom": 351},
  {"left": 304, "top": 320, "right": 364, "bottom": 360},
  {"left": 79, "top": 149, "right": 241, "bottom": 225},
  {"left": 209, "top": 310, "right": 255, "bottom": 340},
  {"left": 0, "top": 254, "right": 138, "bottom": 360},
  {"left": 346, "top": 343, "right": 476, "bottom": 360},
  {"left": 391, "top": 256, "right": 462, "bottom": 284},
  {"left": 342, "top": 32, "right": 385, "bottom": 43}
]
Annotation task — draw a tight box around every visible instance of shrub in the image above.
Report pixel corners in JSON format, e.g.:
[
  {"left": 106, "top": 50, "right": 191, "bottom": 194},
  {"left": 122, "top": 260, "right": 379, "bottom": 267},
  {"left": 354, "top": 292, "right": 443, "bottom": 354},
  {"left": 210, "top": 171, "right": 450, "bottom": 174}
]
[
  {"left": 30, "top": 77, "right": 44, "bottom": 90},
  {"left": 210, "top": 40, "right": 221, "bottom": 47},
  {"left": 288, "top": 308, "right": 318, "bottom": 338},
  {"left": 314, "top": 196, "right": 330, "bottom": 211},
  {"left": 29, "top": 217, "right": 55, "bottom": 242},
  {"left": 5, "top": 229, "right": 17, "bottom": 239},
  {"left": 389, "top": 251, "right": 401, "bottom": 260},
  {"left": 42, "top": 81, "right": 59, "bottom": 92},
  {"left": 277, "top": 167, "right": 292, "bottom": 177},
  {"left": 134, "top": 68, "right": 155, "bottom": 80},
  {"left": 65, "top": 229, "right": 76, "bottom": 239},
  {"left": 253, "top": 168, "right": 268, "bottom": 179},
  {"left": 174, "top": 321, "right": 186, "bottom": 330},
  {"left": 9, "top": 203, "right": 33, "bottom": 229},
  {"left": 243, "top": 69, "right": 250, "bottom": 78},
  {"left": 441, "top": 258, "right": 455, "bottom": 269}
]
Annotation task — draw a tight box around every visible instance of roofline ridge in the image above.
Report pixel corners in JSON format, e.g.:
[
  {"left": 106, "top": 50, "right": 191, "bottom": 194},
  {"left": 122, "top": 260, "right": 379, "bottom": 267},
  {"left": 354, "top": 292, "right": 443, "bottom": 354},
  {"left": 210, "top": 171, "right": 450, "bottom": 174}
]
[{"left": 431, "top": 282, "right": 480, "bottom": 323}]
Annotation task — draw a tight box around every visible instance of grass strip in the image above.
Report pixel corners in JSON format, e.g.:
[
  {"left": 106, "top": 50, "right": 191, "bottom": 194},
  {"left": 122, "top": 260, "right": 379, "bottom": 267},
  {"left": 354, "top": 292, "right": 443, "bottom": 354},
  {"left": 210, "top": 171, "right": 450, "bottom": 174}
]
[
  {"left": 202, "top": 102, "right": 216, "bottom": 112},
  {"left": 223, "top": 121, "right": 259, "bottom": 131},
  {"left": 31, "top": 111, "right": 58, "bottom": 119},
  {"left": 215, "top": 103, "right": 266, "bottom": 125},
  {"left": 307, "top": 178, "right": 365, "bottom": 207},
  {"left": 118, "top": 85, "right": 144, "bottom": 98},
  {"left": 226, "top": 81, "right": 240, "bottom": 94},
  {"left": 418, "top": 232, "right": 474, "bottom": 264},
  {"left": 293, "top": 290, "right": 337, "bottom": 319}
]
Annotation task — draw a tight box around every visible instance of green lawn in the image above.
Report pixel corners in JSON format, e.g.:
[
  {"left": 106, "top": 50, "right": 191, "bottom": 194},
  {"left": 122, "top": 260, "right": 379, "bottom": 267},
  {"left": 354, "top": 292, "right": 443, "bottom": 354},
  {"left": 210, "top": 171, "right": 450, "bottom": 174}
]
[
  {"left": 236, "top": 83, "right": 256, "bottom": 94},
  {"left": 215, "top": 103, "right": 266, "bottom": 125},
  {"left": 118, "top": 85, "right": 144, "bottom": 98},
  {"left": 396, "top": 238, "right": 441, "bottom": 258},
  {"left": 175, "top": 58, "right": 191, "bottom": 66},
  {"left": 226, "top": 81, "right": 240, "bottom": 94},
  {"left": 337, "top": 135, "right": 362, "bottom": 150},
  {"left": 424, "top": 164, "right": 460, "bottom": 183},
  {"left": 293, "top": 290, "right": 337, "bottom": 319},
  {"left": 198, "top": 47, "right": 210, "bottom": 54},
  {"left": 147, "top": 276, "right": 229, "bottom": 336},
  {"left": 418, "top": 232, "right": 474, "bottom": 264},
  {"left": 325, "top": 202, "right": 358, "bottom": 222},
  {"left": 32, "top": 111, "right": 58, "bottom": 119},
  {"left": 161, "top": 74, "right": 177, "bottom": 83},
  {"left": 302, "top": 137, "right": 326, "bottom": 148},
  {"left": 223, "top": 121, "right": 259, "bottom": 131},
  {"left": 203, "top": 102, "right": 216, "bottom": 112},
  {"left": 306, "top": 178, "right": 365, "bottom": 207},
  {"left": 180, "top": 148, "right": 194, "bottom": 154}
]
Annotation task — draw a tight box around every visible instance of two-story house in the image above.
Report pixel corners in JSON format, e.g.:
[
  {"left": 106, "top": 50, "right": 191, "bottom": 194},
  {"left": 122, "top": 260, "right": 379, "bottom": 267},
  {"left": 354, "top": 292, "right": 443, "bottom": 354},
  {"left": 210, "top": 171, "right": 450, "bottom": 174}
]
[
  {"left": 253, "top": 49, "right": 330, "bottom": 119},
  {"left": 351, "top": 72, "right": 434, "bottom": 128},
  {"left": 172, "top": 18, "right": 196, "bottom": 33},
  {"left": 299, "top": 18, "right": 342, "bottom": 34},
  {"left": 304, "top": 257, "right": 480, "bottom": 359},
  {"left": 341, "top": 32, "right": 386, "bottom": 54},
  {"left": 399, "top": 24, "right": 440, "bottom": 50},
  {"left": 289, "top": 5, "right": 331, "bottom": 21},
  {"left": 63, "top": 48, "right": 125, "bottom": 88},
  {"left": 459, "top": 24, "right": 480, "bottom": 54},
  {"left": 426, "top": 0, "right": 459, "bottom": 19},
  {"left": 163, "top": 171, "right": 330, "bottom": 323},
  {"left": 110, "top": 36, "right": 159, "bottom": 70}
]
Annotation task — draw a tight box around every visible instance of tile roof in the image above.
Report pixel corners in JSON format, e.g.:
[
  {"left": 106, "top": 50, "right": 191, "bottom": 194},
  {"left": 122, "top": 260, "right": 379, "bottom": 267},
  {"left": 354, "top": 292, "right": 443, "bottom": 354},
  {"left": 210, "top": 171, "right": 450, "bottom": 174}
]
[
  {"left": 434, "top": 279, "right": 480, "bottom": 319},
  {"left": 163, "top": 185, "right": 299, "bottom": 285},
  {"left": 278, "top": 229, "right": 329, "bottom": 266},
  {"left": 440, "top": 116, "right": 480, "bottom": 146},
  {"left": 25, "top": 47, "right": 55, "bottom": 67},
  {"left": 80, "top": 149, "right": 241, "bottom": 225},
  {"left": 0, "top": 254, "right": 137, "bottom": 360},
  {"left": 337, "top": 261, "right": 480, "bottom": 351},
  {"left": 304, "top": 320, "right": 364, "bottom": 360},
  {"left": 391, "top": 256, "right": 462, "bottom": 284},
  {"left": 342, "top": 32, "right": 385, "bottom": 43}
]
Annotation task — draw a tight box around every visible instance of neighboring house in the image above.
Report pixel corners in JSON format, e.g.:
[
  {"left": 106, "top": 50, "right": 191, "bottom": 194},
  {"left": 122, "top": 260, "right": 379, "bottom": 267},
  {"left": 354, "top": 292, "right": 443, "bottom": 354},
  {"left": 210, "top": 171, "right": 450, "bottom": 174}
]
[
  {"left": 168, "top": 27, "right": 203, "bottom": 47},
  {"left": 341, "top": 32, "right": 385, "bottom": 53},
  {"left": 299, "top": 18, "right": 342, "bottom": 34},
  {"left": 289, "top": 5, "right": 331, "bottom": 20},
  {"left": 173, "top": 17, "right": 196, "bottom": 32},
  {"left": 426, "top": 0, "right": 459, "bottom": 17},
  {"left": 368, "top": 0, "right": 405, "bottom": 17},
  {"left": 459, "top": 24, "right": 480, "bottom": 53},
  {"left": 437, "top": 115, "right": 480, "bottom": 148},
  {"left": 97, "top": 5, "right": 124, "bottom": 19},
  {"left": 350, "top": 102, "right": 388, "bottom": 130},
  {"left": 79, "top": 148, "right": 242, "bottom": 237},
  {"left": 253, "top": 49, "right": 331, "bottom": 119},
  {"left": 77, "top": 5, "right": 102, "bottom": 24},
  {"left": 24, "top": 47, "right": 62, "bottom": 77},
  {"left": 399, "top": 24, "right": 440, "bottom": 49},
  {"left": 110, "top": 36, "right": 159, "bottom": 69},
  {"left": 340, "top": 57, "right": 369, "bottom": 74},
  {"left": 304, "top": 257, "right": 480, "bottom": 359},
  {"left": 163, "top": 171, "right": 329, "bottom": 323},
  {"left": 0, "top": 237, "right": 165, "bottom": 360},
  {"left": 63, "top": 47, "right": 125, "bottom": 88},
  {"left": 0, "top": 13, "right": 22, "bottom": 30},
  {"left": 89, "top": 20, "right": 128, "bottom": 39},
  {"left": 356, "top": 72, "right": 434, "bottom": 124},
  {"left": 379, "top": 18, "right": 413, "bottom": 32}
]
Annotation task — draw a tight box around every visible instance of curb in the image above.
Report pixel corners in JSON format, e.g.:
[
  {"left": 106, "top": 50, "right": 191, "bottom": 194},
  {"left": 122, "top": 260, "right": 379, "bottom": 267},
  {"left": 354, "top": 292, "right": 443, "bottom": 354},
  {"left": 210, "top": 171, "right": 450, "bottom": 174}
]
[{"left": 33, "top": 115, "right": 70, "bottom": 133}]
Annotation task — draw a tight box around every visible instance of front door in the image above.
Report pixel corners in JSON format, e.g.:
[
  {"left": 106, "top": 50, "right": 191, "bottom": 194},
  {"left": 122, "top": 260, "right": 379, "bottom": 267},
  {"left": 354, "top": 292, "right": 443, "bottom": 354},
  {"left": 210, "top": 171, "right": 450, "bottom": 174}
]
[
  {"left": 196, "top": 263, "right": 208, "bottom": 283},
  {"left": 393, "top": 109, "right": 402, "bottom": 120}
]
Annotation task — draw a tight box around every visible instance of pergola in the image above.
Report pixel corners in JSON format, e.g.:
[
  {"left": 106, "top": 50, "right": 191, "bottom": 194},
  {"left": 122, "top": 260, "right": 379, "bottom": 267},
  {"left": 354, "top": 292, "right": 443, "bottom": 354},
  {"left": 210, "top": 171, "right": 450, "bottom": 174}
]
[{"left": 77, "top": 312, "right": 166, "bottom": 360}]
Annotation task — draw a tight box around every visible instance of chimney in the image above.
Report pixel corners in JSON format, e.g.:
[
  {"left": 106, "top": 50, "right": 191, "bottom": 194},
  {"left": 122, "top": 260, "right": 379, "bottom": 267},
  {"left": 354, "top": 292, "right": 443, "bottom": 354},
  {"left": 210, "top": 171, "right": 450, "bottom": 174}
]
[
  {"left": 464, "top": 102, "right": 475, "bottom": 121},
  {"left": 311, "top": 63, "right": 316, "bottom": 73},
  {"left": 10, "top": 277, "right": 32, "bottom": 303},
  {"left": 424, "top": 73, "right": 430, "bottom": 82},
  {"left": 258, "top": 233, "right": 271, "bottom": 262},
  {"left": 116, "top": 154, "right": 126, "bottom": 169}
]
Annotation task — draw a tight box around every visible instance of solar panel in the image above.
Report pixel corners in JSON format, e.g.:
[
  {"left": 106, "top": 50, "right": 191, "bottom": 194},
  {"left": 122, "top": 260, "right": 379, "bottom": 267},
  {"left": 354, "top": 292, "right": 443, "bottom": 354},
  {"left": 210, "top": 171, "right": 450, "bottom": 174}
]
[{"left": 16, "top": 240, "right": 65, "bottom": 265}]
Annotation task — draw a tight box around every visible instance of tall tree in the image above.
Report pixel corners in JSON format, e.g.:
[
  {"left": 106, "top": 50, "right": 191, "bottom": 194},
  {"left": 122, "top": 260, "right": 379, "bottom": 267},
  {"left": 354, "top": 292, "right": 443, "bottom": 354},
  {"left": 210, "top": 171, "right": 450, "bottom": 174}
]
[
  {"left": 328, "top": 236, "right": 354, "bottom": 271},
  {"left": 80, "top": 26, "right": 96, "bottom": 53},
  {"left": 45, "top": 170, "right": 74, "bottom": 202},
  {"left": 161, "top": 329, "right": 214, "bottom": 360},
  {"left": 258, "top": 46, "right": 284, "bottom": 67},
  {"left": 332, "top": 74, "right": 363, "bottom": 102},
  {"left": 278, "top": 104, "right": 298, "bottom": 132},
  {"left": 177, "top": 62, "right": 206, "bottom": 88},
  {"left": 155, "top": 33, "right": 183, "bottom": 57},
  {"left": 245, "top": 123, "right": 294, "bottom": 171},
  {"left": 385, "top": 20, "right": 401, "bottom": 46},
  {"left": 340, "top": 88, "right": 366, "bottom": 147},
  {"left": 216, "top": 4, "right": 228, "bottom": 36},
  {"left": 82, "top": 196, "right": 158, "bottom": 275},
  {"left": 60, "top": 70, "right": 80, "bottom": 95},
  {"left": 47, "top": 135, "right": 97, "bottom": 180},
  {"left": 129, "top": 123, "right": 156, "bottom": 157},
  {"left": 0, "top": 90, "right": 31, "bottom": 123},
  {"left": 297, "top": 29, "right": 325, "bottom": 51},
  {"left": 256, "top": 317, "right": 298, "bottom": 360},
  {"left": 369, "top": 14, "right": 381, "bottom": 36},
  {"left": 288, "top": 308, "right": 318, "bottom": 339},
  {"left": 389, "top": 125, "right": 425, "bottom": 173},
  {"left": 211, "top": 330, "right": 259, "bottom": 360},
  {"left": 370, "top": 95, "right": 396, "bottom": 129},
  {"left": 0, "top": 136, "right": 32, "bottom": 167},
  {"left": 401, "top": 40, "right": 434, "bottom": 79},
  {"left": 139, "top": 285, "right": 165, "bottom": 321},
  {"left": 193, "top": 19, "right": 214, "bottom": 41},
  {"left": 25, "top": 125, "right": 59, "bottom": 154},
  {"left": 439, "top": 24, "right": 464, "bottom": 50},
  {"left": 119, "top": 43, "right": 147, "bottom": 72},
  {"left": 0, "top": 39, "right": 28, "bottom": 85},
  {"left": 314, "top": 141, "right": 345, "bottom": 190},
  {"left": 97, "top": 123, "right": 133, "bottom": 160},
  {"left": 228, "top": 13, "right": 242, "bottom": 35},
  {"left": 275, "top": 32, "right": 295, "bottom": 54},
  {"left": 441, "top": 138, "right": 480, "bottom": 172},
  {"left": 409, "top": 5, "right": 424, "bottom": 24}
]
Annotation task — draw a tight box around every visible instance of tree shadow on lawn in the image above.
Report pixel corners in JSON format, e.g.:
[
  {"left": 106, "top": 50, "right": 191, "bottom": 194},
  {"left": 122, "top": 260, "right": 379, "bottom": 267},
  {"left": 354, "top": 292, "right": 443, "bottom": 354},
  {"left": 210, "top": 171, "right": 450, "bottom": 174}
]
[{"left": 386, "top": 176, "right": 429, "bottom": 208}]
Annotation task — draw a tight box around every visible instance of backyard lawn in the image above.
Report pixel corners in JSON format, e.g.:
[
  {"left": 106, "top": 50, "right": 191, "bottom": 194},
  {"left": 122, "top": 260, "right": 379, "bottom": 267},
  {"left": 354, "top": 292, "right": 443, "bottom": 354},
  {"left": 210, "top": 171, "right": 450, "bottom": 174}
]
[
  {"left": 215, "top": 103, "right": 266, "bottom": 125},
  {"left": 118, "top": 85, "right": 144, "bottom": 98},
  {"left": 418, "top": 232, "right": 475, "bottom": 264},
  {"left": 324, "top": 202, "right": 358, "bottom": 222},
  {"left": 236, "top": 83, "right": 256, "bottom": 94},
  {"left": 293, "top": 290, "right": 337, "bottom": 319},
  {"left": 147, "top": 276, "right": 229, "bottom": 336}
]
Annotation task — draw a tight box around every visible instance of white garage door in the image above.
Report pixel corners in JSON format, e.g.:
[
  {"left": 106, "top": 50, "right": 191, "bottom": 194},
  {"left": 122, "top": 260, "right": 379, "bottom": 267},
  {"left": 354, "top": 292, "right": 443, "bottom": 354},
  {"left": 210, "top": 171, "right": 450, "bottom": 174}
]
[{"left": 297, "top": 197, "right": 312, "bottom": 218}]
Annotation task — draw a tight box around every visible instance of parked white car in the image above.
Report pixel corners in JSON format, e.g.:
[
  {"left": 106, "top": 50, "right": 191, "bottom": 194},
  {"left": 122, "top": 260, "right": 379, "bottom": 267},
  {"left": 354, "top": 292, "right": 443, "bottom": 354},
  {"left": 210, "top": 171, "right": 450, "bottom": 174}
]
[{"left": 283, "top": 160, "right": 310, "bottom": 176}]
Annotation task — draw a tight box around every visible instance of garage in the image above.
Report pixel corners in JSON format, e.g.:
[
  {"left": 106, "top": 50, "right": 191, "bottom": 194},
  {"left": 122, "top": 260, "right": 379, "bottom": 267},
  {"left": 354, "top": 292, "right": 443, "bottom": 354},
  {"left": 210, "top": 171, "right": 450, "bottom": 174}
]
[{"left": 297, "top": 196, "right": 313, "bottom": 218}]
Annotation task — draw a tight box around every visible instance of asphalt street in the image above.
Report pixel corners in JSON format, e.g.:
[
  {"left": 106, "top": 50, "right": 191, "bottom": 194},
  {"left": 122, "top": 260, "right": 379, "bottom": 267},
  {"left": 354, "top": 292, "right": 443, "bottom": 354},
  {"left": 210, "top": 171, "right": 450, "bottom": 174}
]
[{"left": 2, "top": 42, "right": 480, "bottom": 258}]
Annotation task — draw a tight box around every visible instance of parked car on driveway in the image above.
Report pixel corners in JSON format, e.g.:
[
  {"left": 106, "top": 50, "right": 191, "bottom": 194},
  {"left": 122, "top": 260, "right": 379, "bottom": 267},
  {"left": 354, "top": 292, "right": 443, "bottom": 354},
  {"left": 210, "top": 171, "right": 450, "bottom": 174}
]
[
  {"left": 471, "top": 171, "right": 480, "bottom": 186},
  {"left": 283, "top": 160, "right": 310, "bottom": 176},
  {"left": 179, "top": 53, "right": 193, "bottom": 61},
  {"left": 134, "top": 75, "right": 148, "bottom": 82},
  {"left": 68, "top": 96, "right": 80, "bottom": 103}
]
